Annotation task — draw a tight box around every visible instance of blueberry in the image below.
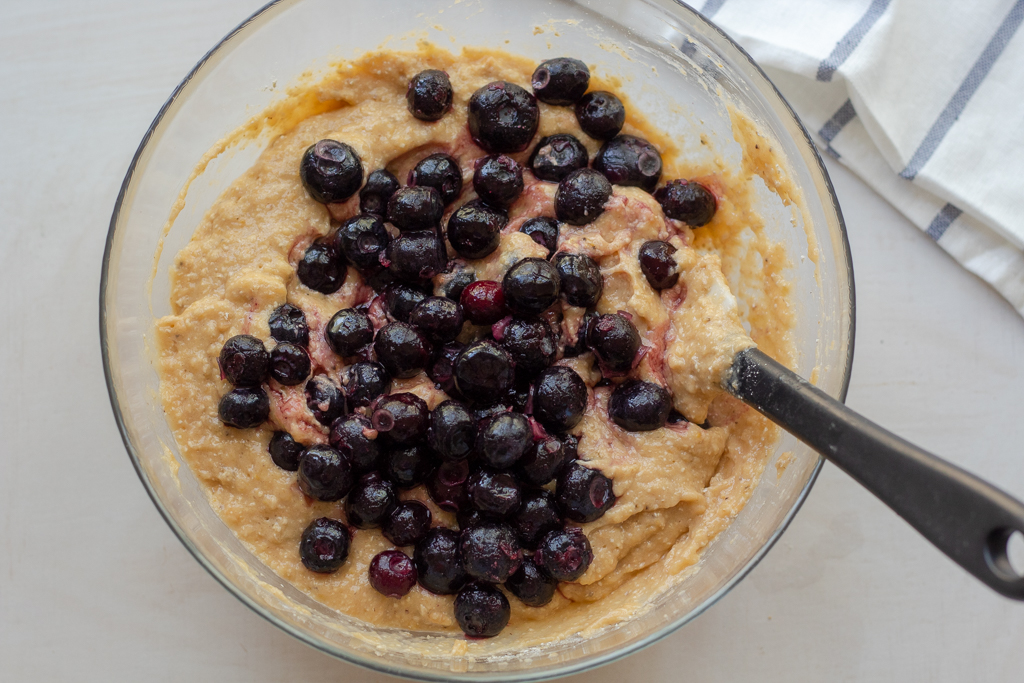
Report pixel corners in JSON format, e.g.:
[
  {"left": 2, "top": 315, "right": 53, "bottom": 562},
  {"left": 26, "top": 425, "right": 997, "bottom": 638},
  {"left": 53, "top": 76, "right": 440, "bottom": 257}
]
[
  {"left": 415, "top": 528, "right": 468, "bottom": 595},
  {"left": 300, "top": 139, "right": 363, "bottom": 204},
  {"left": 219, "top": 334, "right": 269, "bottom": 386},
  {"left": 409, "top": 296, "right": 464, "bottom": 344},
  {"left": 383, "top": 500, "right": 433, "bottom": 547},
  {"left": 460, "top": 522, "right": 522, "bottom": 583},
  {"left": 532, "top": 366, "right": 587, "bottom": 433},
  {"left": 454, "top": 340, "right": 515, "bottom": 404},
  {"left": 467, "top": 468, "right": 522, "bottom": 518},
  {"left": 334, "top": 214, "right": 390, "bottom": 276},
  {"left": 638, "top": 240, "right": 679, "bottom": 290},
  {"left": 298, "top": 238, "right": 346, "bottom": 294},
  {"left": 368, "top": 549, "right": 417, "bottom": 598},
  {"left": 457, "top": 507, "right": 495, "bottom": 531},
  {"left": 269, "top": 342, "right": 310, "bottom": 386},
  {"left": 268, "top": 431, "right": 304, "bottom": 471},
  {"left": 587, "top": 313, "right": 640, "bottom": 374},
  {"left": 428, "top": 400, "right": 477, "bottom": 461},
  {"left": 443, "top": 269, "right": 477, "bottom": 302},
  {"left": 384, "top": 444, "right": 435, "bottom": 489},
  {"left": 218, "top": 387, "right": 269, "bottom": 428},
  {"left": 554, "top": 168, "right": 612, "bottom": 226},
  {"left": 373, "top": 392, "right": 429, "bottom": 447},
  {"left": 383, "top": 283, "right": 427, "bottom": 323},
  {"left": 552, "top": 252, "right": 603, "bottom": 308},
  {"left": 563, "top": 434, "right": 580, "bottom": 462},
  {"left": 299, "top": 518, "right": 351, "bottom": 573},
  {"left": 459, "top": 280, "right": 507, "bottom": 325},
  {"left": 556, "top": 460, "right": 615, "bottom": 522},
  {"left": 505, "top": 378, "right": 532, "bottom": 413},
  {"left": 502, "top": 258, "right": 560, "bottom": 317},
  {"left": 518, "top": 436, "right": 566, "bottom": 487},
  {"left": 473, "top": 155, "right": 524, "bottom": 209},
  {"left": 407, "top": 69, "right": 453, "bottom": 122},
  {"left": 345, "top": 471, "right": 397, "bottom": 528},
  {"left": 339, "top": 361, "right": 391, "bottom": 409},
  {"left": 536, "top": 527, "right": 592, "bottom": 582},
  {"left": 373, "top": 322, "right": 431, "bottom": 379},
  {"left": 297, "top": 445, "right": 355, "bottom": 501},
  {"left": 329, "top": 414, "right": 382, "bottom": 473},
  {"left": 411, "top": 153, "right": 463, "bottom": 205},
  {"left": 386, "top": 230, "right": 447, "bottom": 283},
  {"left": 454, "top": 583, "right": 510, "bottom": 637},
  {"left": 529, "top": 134, "right": 589, "bottom": 182},
  {"left": 326, "top": 308, "right": 374, "bottom": 357},
  {"left": 499, "top": 318, "right": 556, "bottom": 376},
  {"left": 305, "top": 375, "right": 345, "bottom": 425},
  {"left": 574, "top": 91, "right": 625, "bottom": 141},
  {"left": 506, "top": 558, "right": 557, "bottom": 607},
  {"left": 472, "top": 403, "right": 512, "bottom": 425},
  {"left": 519, "top": 217, "right": 559, "bottom": 257},
  {"left": 446, "top": 199, "right": 507, "bottom": 259},
  {"left": 512, "top": 489, "right": 563, "bottom": 548},
  {"left": 427, "top": 458, "right": 471, "bottom": 511},
  {"left": 476, "top": 413, "right": 533, "bottom": 469},
  {"left": 427, "top": 341, "right": 464, "bottom": 394},
  {"left": 359, "top": 169, "right": 400, "bottom": 216},
  {"left": 562, "top": 310, "right": 597, "bottom": 358},
  {"left": 468, "top": 81, "right": 540, "bottom": 153},
  {"left": 531, "top": 57, "right": 590, "bottom": 105},
  {"left": 607, "top": 379, "right": 671, "bottom": 431},
  {"left": 593, "top": 135, "right": 662, "bottom": 193},
  {"left": 268, "top": 304, "right": 309, "bottom": 346},
  {"left": 654, "top": 179, "right": 717, "bottom": 226},
  {"left": 387, "top": 186, "right": 445, "bottom": 232}
]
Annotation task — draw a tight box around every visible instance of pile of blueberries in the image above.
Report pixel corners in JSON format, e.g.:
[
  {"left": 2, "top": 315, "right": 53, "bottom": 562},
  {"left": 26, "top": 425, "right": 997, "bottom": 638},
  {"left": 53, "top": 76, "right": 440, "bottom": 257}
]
[{"left": 213, "top": 57, "right": 719, "bottom": 638}]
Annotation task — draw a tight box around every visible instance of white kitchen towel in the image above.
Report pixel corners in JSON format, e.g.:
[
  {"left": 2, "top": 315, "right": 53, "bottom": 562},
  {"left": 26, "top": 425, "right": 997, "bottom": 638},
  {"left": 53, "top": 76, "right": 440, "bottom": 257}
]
[{"left": 697, "top": 0, "right": 1024, "bottom": 316}]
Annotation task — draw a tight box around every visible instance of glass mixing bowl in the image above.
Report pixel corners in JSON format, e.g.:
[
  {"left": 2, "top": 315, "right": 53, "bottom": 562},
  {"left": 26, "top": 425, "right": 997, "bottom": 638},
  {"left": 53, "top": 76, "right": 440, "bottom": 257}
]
[{"left": 100, "top": 0, "right": 854, "bottom": 679}]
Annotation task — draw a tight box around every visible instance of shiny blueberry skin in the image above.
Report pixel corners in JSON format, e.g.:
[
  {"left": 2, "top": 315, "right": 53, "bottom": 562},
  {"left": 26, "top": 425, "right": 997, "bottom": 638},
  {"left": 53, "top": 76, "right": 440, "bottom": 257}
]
[
  {"left": 344, "top": 471, "right": 397, "bottom": 528},
  {"left": 305, "top": 375, "right": 345, "bottom": 425},
  {"left": 427, "top": 458, "right": 471, "bottom": 511},
  {"left": 553, "top": 252, "right": 603, "bottom": 308},
  {"left": 269, "top": 342, "right": 310, "bottom": 386},
  {"left": 269, "top": 431, "right": 304, "bottom": 471},
  {"left": 218, "top": 387, "right": 269, "bottom": 428},
  {"left": 428, "top": 341, "right": 464, "bottom": 394},
  {"left": 512, "top": 489, "right": 563, "bottom": 548},
  {"left": 299, "top": 518, "right": 351, "bottom": 573},
  {"left": 383, "top": 500, "right": 433, "bottom": 547},
  {"left": 326, "top": 308, "right": 374, "bottom": 357},
  {"left": 499, "top": 318, "right": 556, "bottom": 376},
  {"left": 457, "top": 507, "right": 495, "bottom": 531},
  {"left": 334, "top": 214, "right": 390, "bottom": 275},
  {"left": 446, "top": 199, "right": 507, "bottom": 260},
  {"left": 531, "top": 57, "right": 590, "bottom": 105},
  {"left": 411, "top": 153, "right": 463, "bottom": 205},
  {"left": 473, "top": 155, "right": 524, "bottom": 209},
  {"left": 563, "top": 434, "right": 580, "bottom": 462},
  {"left": 587, "top": 313, "right": 641, "bottom": 375},
  {"left": 409, "top": 296, "right": 464, "bottom": 344},
  {"left": 329, "top": 414, "right": 382, "bottom": 473},
  {"left": 369, "top": 549, "right": 418, "bottom": 598},
  {"left": 298, "top": 445, "right": 355, "bottom": 501},
  {"left": 374, "top": 392, "right": 429, "bottom": 447},
  {"left": 529, "top": 134, "right": 589, "bottom": 182},
  {"left": 373, "top": 322, "right": 431, "bottom": 379},
  {"left": 557, "top": 460, "right": 615, "bottom": 522},
  {"left": 385, "top": 444, "right": 435, "bottom": 489},
  {"left": 300, "top": 139, "right": 364, "bottom": 204},
  {"left": 454, "top": 582, "right": 511, "bottom": 637},
  {"left": 454, "top": 340, "right": 515, "bottom": 404},
  {"left": 654, "top": 179, "right": 717, "bottom": 226},
  {"left": 386, "top": 229, "right": 447, "bottom": 283},
  {"left": 503, "top": 258, "right": 561, "bottom": 317},
  {"left": 383, "top": 283, "right": 427, "bottom": 323},
  {"left": 428, "top": 400, "right": 477, "bottom": 461},
  {"left": 415, "top": 528, "right": 468, "bottom": 595},
  {"left": 460, "top": 522, "right": 522, "bottom": 583},
  {"left": 574, "top": 91, "right": 625, "bottom": 141},
  {"left": 468, "top": 468, "right": 522, "bottom": 518},
  {"left": 219, "top": 334, "right": 269, "bottom": 387},
  {"left": 593, "top": 134, "right": 663, "bottom": 193},
  {"left": 476, "top": 413, "right": 533, "bottom": 470},
  {"left": 359, "top": 169, "right": 400, "bottom": 216},
  {"left": 519, "top": 217, "right": 559, "bottom": 258},
  {"left": 555, "top": 168, "right": 612, "bottom": 226},
  {"left": 639, "top": 240, "right": 679, "bottom": 290},
  {"left": 407, "top": 69, "right": 453, "bottom": 122},
  {"left": 532, "top": 366, "right": 587, "bottom": 433},
  {"left": 506, "top": 558, "right": 557, "bottom": 607},
  {"left": 536, "top": 526, "right": 592, "bottom": 582},
  {"left": 562, "top": 310, "right": 597, "bottom": 358},
  {"left": 518, "top": 436, "right": 566, "bottom": 487},
  {"left": 443, "top": 269, "right": 477, "bottom": 302},
  {"left": 468, "top": 81, "right": 540, "bottom": 153},
  {"left": 607, "top": 379, "right": 672, "bottom": 431},
  {"left": 268, "top": 304, "right": 309, "bottom": 346},
  {"left": 387, "top": 186, "right": 445, "bottom": 232},
  {"left": 340, "top": 361, "right": 391, "bottom": 409},
  {"left": 459, "top": 280, "right": 507, "bottom": 325},
  {"left": 298, "top": 238, "right": 346, "bottom": 294}
]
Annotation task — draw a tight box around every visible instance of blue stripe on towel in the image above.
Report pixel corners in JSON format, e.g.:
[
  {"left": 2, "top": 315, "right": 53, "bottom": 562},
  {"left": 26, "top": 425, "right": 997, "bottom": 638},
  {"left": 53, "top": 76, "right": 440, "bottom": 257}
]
[
  {"left": 817, "top": 0, "right": 892, "bottom": 82},
  {"left": 926, "top": 203, "right": 963, "bottom": 241},
  {"left": 700, "top": 0, "right": 728, "bottom": 18},
  {"left": 819, "top": 99, "right": 857, "bottom": 159}
]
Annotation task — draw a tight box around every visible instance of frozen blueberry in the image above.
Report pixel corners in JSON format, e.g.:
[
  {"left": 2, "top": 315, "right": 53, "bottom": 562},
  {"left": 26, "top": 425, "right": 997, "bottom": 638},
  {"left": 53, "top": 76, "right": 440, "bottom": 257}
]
[
  {"left": 447, "top": 199, "right": 507, "bottom": 259},
  {"left": 219, "top": 334, "right": 269, "bottom": 387},
  {"left": 554, "top": 168, "right": 612, "bottom": 226},
  {"left": 268, "top": 304, "right": 309, "bottom": 346},
  {"left": 373, "top": 392, "right": 429, "bottom": 447},
  {"left": 427, "top": 459, "right": 471, "bottom": 511},
  {"left": 593, "top": 134, "right": 662, "bottom": 193},
  {"left": 556, "top": 460, "right": 615, "bottom": 523},
  {"left": 503, "top": 258, "right": 560, "bottom": 317},
  {"left": 297, "top": 445, "right": 355, "bottom": 501},
  {"left": 638, "top": 240, "right": 679, "bottom": 290},
  {"left": 329, "top": 414, "right": 381, "bottom": 473},
  {"left": 383, "top": 500, "right": 433, "bottom": 547},
  {"left": 454, "top": 340, "right": 515, "bottom": 404},
  {"left": 326, "top": 308, "right": 374, "bottom": 357},
  {"left": 428, "top": 400, "right": 477, "bottom": 461},
  {"left": 460, "top": 522, "right": 522, "bottom": 583},
  {"left": 415, "top": 528, "right": 468, "bottom": 595},
  {"left": 532, "top": 366, "right": 587, "bottom": 433},
  {"left": 411, "top": 153, "right": 463, "bottom": 205},
  {"left": 359, "top": 169, "right": 400, "bottom": 216},
  {"left": 407, "top": 69, "right": 453, "bottom": 122},
  {"left": 334, "top": 214, "right": 390, "bottom": 275},
  {"left": 531, "top": 57, "right": 590, "bottom": 105},
  {"left": 384, "top": 444, "right": 435, "bottom": 489},
  {"left": 409, "top": 296, "right": 464, "bottom": 344},
  {"left": 607, "top": 379, "right": 671, "bottom": 431},
  {"left": 476, "top": 413, "right": 532, "bottom": 469},
  {"left": 512, "top": 489, "right": 563, "bottom": 548},
  {"left": 459, "top": 280, "right": 507, "bottom": 325},
  {"left": 427, "top": 341, "right": 464, "bottom": 394},
  {"left": 305, "top": 375, "right": 345, "bottom": 425},
  {"left": 386, "top": 230, "right": 447, "bottom": 283},
  {"left": 218, "top": 387, "right": 269, "bottom": 428},
  {"left": 368, "top": 549, "right": 417, "bottom": 598},
  {"left": 299, "top": 518, "right": 351, "bottom": 573},
  {"left": 563, "top": 434, "right": 580, "bottom": 462},
  {"left": 574, "top": 91, "right": 625, "bottom": 141},
  {"left": 506, "top": 558, "right": 557, "bottom": 607},
  {"left": 387, "top": 186, "right": 445, "bottom": 232},
  {"left": 536, "top": 526, "right": 593, "bottom": 582},
  {"left": 473, "top": 155, "right": 523, "bottom": 209},
  {"left": 587, "top": 313, "right": 640, "bottom": 374},
  {"left": 519, "top": 216, "right": 559, "bottom": 257},
  {"left": 373, "top": 322, "right": 431, "bottom": 379},
  {"left": 562, "top": 310, "right": 597, "bottom": 358},
  {"left": 518, "top": 436, "right": 566, "bottom": 487},
  {"left": 269, "top": 431, "right": 304, "bottom": 471},
  {"left": 553, "top": 252, "right": 603, "bottom": 308},
  {"left": 499, "top": 318, "right": 556, "bottom": 376},
  {"left": 298, "top": 238, "right": 346, "bottom": 294},
  {"left": 383, "top": 283, "right": 427, "bottom": 323},
  {"left": 529, "top": 134, "right": 589, "bottom": 182},
  {"left": 654, "top": 179, "right": 717, "bottom": 226},
  {"left": 467, "top": 468, "right": 522, "bottom": 519},
  {"left": 300, "top": 139, "right": 363, "bottom": 204},
  {"left": 454, "top": 583, "right": 510, "bottom": 637},
  {"left": 457, "top": 507, "right": 495, "bottom": 531},
  {"left": 269, "top": 342, "right": 310, "bottom": 386},
  {"left": 443, "top": 269, "right": 477, "bottom": 302},
  {"left": 340, "top": 361, "right": 391, "bottom": 409},
  {"left": 345, "top": 471, "right": 397, "bottom": 528},
  {"left": 468, "top": 81, "right": 540, "bottom": 153}
]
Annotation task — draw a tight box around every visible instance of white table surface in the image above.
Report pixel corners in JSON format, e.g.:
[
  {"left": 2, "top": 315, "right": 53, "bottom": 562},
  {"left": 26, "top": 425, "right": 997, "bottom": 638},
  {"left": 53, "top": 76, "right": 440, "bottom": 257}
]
[{"left": 3, "top": 2, "right": 1023, "bottom": 681}]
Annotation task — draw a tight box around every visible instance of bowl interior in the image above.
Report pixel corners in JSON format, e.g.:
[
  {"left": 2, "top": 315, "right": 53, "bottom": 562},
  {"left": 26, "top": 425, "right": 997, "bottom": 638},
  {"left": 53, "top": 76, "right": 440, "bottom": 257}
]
[{"left": 101, "top": 0, "right": 853, "bottom": 679}]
